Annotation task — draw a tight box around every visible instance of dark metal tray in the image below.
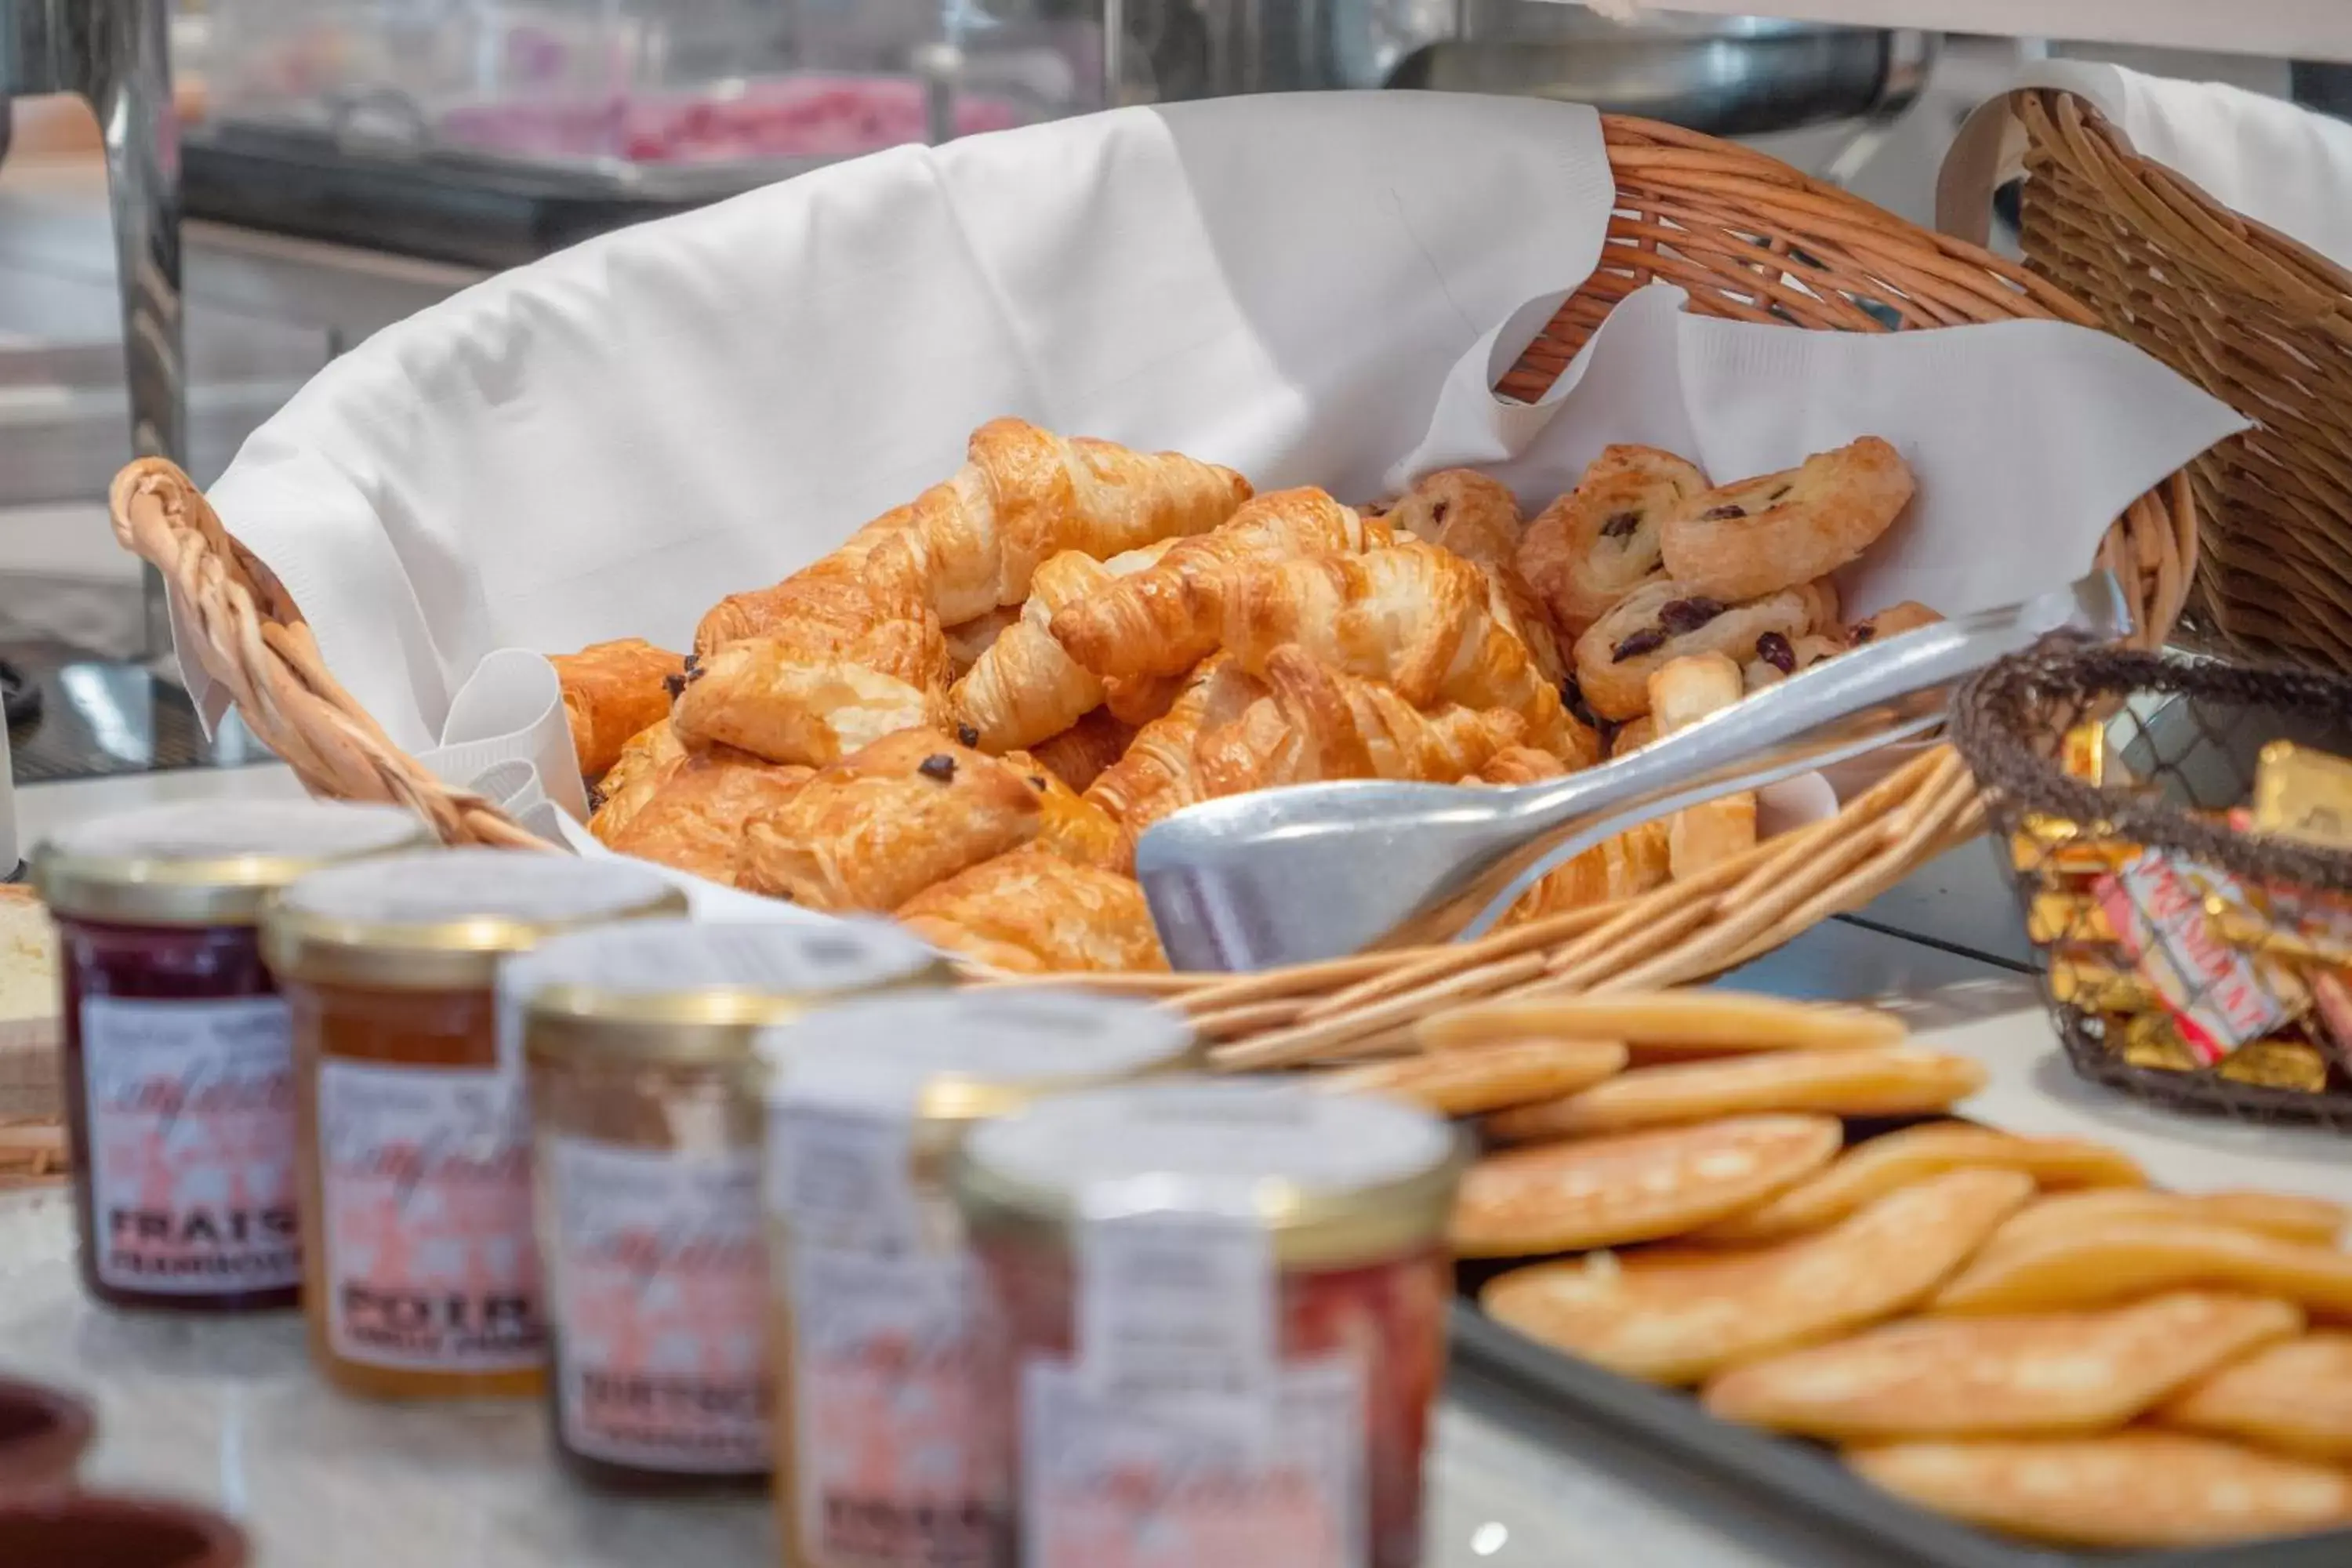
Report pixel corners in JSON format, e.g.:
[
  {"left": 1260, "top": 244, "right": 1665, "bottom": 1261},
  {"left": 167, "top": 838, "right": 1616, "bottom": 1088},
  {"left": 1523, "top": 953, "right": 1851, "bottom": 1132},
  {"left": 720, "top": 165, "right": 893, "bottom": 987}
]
[{"left": 1450, "top": 1302, "right": 2352, "bottom": 1568}]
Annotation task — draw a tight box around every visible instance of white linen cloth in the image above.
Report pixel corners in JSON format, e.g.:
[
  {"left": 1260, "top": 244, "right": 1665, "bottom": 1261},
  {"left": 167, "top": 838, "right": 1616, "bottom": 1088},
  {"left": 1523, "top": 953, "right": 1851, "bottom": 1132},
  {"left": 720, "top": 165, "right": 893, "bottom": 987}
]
[{"left": 1940, "top": 60, "right": 2352, "bottom": 270}]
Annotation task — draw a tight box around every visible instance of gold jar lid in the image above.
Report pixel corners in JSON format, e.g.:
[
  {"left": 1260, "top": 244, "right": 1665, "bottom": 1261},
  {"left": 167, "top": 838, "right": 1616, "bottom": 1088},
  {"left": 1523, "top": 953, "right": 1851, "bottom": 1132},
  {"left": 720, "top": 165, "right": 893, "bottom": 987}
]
[
  {"left": 521, "top": 917, "right": 952, "bottom": 1068},
  {"left": 262, "top": 848, "right": 688, "bottom": 992},
  {"left": 34, "top": 800, "right": 434, "bottom": 927},
  {"left": 758, "top": 988, "right": 1199, "bottom": 1127},
  {"left": 956, "top": 1079, "right": 1466, "bottom": 1272}
]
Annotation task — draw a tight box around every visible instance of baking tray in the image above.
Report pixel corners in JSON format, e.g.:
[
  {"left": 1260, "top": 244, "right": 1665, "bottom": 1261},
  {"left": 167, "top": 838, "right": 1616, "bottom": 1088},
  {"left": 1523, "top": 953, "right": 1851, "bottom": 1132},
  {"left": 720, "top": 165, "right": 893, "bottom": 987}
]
[{"left": 1450, "top": 1301, "right": 2352, "bottom": 1568}]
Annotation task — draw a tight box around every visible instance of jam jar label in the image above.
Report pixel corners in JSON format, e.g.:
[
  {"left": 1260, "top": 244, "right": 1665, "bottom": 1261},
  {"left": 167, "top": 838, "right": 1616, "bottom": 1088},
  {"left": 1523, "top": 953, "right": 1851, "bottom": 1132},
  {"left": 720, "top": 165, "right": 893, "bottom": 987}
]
[
  {"left": 318, "top": 1062, "right": 541, "bottom": 1372},
  {"left": 546, "top": 1135, "right": 769, "bottom": 1473},
  {"left": 774, "top": 1097, "right": 1003, "bottom": 1567},
  {"left": 81, "top": 996, "right": 301, "bottom": 1295},
  {"left": 1022, "top": 1356, "right": 1365, "bottom": 1568}
]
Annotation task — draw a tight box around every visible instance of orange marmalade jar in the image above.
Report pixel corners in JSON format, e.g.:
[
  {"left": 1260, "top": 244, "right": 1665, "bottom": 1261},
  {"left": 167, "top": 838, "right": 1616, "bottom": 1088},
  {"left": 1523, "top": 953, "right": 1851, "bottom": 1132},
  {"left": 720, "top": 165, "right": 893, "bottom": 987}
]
[
  {"left": 510, "top": 917, "right": 946, "bottom": 1492},
  {"left": 34, "top": 800, "right": 431, "bottom": 1313},
  {"left": 261, "top": 848, "right": 685, "bottom": 1401},
  {"left": 757, "top": 989, "right": 1196, "bottom": 1568},
  {"left": 954, "top": 1080, "right": 1465, "bottom": 1568}
]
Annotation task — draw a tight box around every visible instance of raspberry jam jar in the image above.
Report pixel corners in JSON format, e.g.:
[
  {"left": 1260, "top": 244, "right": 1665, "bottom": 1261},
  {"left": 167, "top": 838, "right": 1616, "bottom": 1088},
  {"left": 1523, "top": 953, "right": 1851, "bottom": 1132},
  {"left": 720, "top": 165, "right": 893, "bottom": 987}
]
[
  {"left": 954, "top": 1080, "right": 1465, "bottom": 1568},
  {"left": 512, "top": 917, "right": 946, "bottom": 1493},
  {"left": 262, "top": 848, "right": 685, "bottom": 1402},
  {"left": 34, "top": 800, "right": 430, "bottom": 1313},
  {"left": 757, "top": 989, "right": 1196, "bottom": 1568}
]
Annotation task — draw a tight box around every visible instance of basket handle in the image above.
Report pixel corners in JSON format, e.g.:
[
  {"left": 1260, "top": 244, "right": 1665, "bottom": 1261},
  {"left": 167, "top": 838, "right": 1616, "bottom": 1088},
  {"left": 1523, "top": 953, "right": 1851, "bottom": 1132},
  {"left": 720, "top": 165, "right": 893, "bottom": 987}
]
[{"left": 108, "top": 459, "right": 546, "bottom": 851}]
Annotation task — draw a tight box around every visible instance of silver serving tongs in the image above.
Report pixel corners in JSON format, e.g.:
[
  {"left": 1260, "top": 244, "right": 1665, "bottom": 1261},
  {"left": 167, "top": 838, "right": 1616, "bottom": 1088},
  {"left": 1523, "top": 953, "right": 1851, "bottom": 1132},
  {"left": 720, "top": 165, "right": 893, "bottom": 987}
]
[{"left": 1136, "top": 572, "right": 2132, "bottom": 971}]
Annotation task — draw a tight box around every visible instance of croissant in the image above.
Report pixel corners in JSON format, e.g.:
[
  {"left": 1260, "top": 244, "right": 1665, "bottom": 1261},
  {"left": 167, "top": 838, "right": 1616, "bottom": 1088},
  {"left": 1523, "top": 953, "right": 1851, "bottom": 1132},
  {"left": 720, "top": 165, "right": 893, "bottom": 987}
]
[
  {"left": 671, "top": 619, "right": 952, "bottom": 767},
  {"left": 693, "top": 506, "right": 929, "bottom": 659},
  {"left": 1050, "top": 488, "right": 1391, "bottom": 686},
  {"left": 588, "top": 720, "right": 688, "bottom": 843},
  {"left": 949, "top": 541, "right": 1178, "bottom": 753},
  {"left": 943, "top": 604, "right": 1022, "bottom": 679},
  {"left": 1221, "top": 538, "right": 1584, "bottom": 759},
  {"left": 1462, "top": 746, "right": 1671, "bottom": 922},
  {"left": 553, "top": 639, "right": 688, "bottom": 780},
  {"left": 1003, "top": 750, "right": 1127, "bottom": 869},
  {"left": 895, "top": 845, "right": 1169, "bottom": 974},
  {"left": 1026, "top": 709, "right": 1136, "bottom": 793},
  {"left": 906, "top": 419, "right": 1250, "bottom": 625},
  {"left": 1082, "top": 656, "right": 1267, "bottom": 866},
  {"left": 602, "top": 751, "right": 814, "bottom": 887},
  {"left": 737, "top": 728, "right": 1041, "bottom": 913},
  {"left": 1194, "top": 646, "right": 1526, "bottom": 797}
]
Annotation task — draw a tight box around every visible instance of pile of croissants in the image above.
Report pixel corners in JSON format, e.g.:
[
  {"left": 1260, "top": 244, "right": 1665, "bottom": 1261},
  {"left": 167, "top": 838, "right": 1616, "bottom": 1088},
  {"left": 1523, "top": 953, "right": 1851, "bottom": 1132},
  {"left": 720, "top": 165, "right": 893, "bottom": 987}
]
[{"left": 559, "top": 418, "right": 1934, "bottom": 973}]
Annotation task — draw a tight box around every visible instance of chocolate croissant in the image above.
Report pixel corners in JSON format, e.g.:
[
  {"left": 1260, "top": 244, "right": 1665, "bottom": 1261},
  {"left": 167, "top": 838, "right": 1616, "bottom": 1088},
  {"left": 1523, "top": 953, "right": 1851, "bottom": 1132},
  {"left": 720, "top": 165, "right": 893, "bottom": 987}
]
[
  {"left": 1519, "top": 445, "right": 1708, "bottom": 637},
  {"left": 895, "top": 844, "right": 1169, "bottom": 974},
  {"left": 588, "top": 719, "right": 688, "bottom": 843},
  {"left": 601, "top": 751, "right": 814, "bottom": 887},
  {"left": 1573, "top": 579, "right": 1824, "bottom": 724},
  {"left": 737, "top": 728, "right": 1042, "bottom": 913},
  {"left": 1050, "top": 488, "right": 1391, "bottom": 687},
  {"left": 672, "top": 619, "right": 952, "bottom": 768},
  {"left": 907, "top": 418, "right": 1251, "bottom": 625},
  {"left": 1221, "top": 538, "right": 1584, "bottom": 759},
  {"left": 1385, "top": 468, "right": 1523, "bottom": 571},
  {"left": 1193, "top": 646, "right": 1527, "bottom": 797},
  {"left": 1003, "top": 750, "right": 1127, "bottom": 870},
  {"left": 553, "top": 638, "right": 688, "bottom": 780},
  {"left": 949, "top": 541, "right": 1177, "bottom": 753}
]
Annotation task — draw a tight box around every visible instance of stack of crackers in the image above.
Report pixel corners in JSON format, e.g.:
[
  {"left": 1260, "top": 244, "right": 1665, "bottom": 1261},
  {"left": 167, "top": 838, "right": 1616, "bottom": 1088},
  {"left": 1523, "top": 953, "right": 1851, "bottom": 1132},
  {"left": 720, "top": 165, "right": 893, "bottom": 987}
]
[{"left": 1349, "top": 992, "right": 2352, "bottom": 1552}]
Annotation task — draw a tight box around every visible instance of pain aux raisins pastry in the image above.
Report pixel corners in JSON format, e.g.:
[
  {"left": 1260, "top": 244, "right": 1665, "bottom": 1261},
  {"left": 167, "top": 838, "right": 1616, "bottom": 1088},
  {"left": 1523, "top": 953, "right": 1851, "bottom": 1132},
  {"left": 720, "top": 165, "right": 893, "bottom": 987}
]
[{"left": 546, "top": 424, "right": 1938, "bottom": 972}]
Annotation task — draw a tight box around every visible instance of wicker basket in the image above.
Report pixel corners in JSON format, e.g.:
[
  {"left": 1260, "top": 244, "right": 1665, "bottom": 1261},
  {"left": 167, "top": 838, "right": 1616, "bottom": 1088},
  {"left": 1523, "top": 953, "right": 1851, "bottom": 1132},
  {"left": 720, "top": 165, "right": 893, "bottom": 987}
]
[
  {"left": 2005, "top": 89, "right": 2352, "bottom": 674},
  {"left": 111, "top": 116, "right": 2196, "bottom": 1069}
]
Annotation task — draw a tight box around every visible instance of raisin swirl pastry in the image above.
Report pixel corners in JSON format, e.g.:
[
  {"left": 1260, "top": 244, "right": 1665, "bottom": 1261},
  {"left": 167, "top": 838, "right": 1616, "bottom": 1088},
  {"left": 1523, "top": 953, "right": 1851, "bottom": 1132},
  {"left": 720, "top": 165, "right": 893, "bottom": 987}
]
[
  {"left": 1572, "top": 580, "right": 1823, "bottom": 723},
  {"left": 1518, "top": 446, "right": 1708, "bottom": 637},
  {"left": 1660, "top": 437, "right": 1915, "bottom": 603}
]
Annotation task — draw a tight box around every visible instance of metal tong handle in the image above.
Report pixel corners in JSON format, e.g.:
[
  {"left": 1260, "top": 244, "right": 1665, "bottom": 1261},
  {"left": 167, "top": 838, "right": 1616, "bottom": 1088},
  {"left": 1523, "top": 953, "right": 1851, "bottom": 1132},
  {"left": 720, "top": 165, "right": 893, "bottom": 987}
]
[{"left": 1438, "top": 572, "right": 2131, "bottom": 943}]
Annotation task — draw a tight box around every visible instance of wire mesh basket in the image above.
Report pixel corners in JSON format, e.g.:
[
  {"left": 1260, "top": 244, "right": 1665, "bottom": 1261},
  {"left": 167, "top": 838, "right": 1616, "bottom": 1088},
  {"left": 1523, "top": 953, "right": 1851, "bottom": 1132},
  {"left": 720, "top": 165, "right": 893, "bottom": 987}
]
[{"left": 1955, "top": 642, "right": 2352, "bottom": 1129}]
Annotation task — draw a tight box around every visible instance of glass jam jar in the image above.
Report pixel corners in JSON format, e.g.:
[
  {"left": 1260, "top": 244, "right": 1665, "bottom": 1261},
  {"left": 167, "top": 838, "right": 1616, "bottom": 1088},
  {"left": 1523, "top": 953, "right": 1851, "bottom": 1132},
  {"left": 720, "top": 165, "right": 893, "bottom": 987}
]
[
  {"left": 955, "top": 1080, "right": 1465, "bottom": 1568},
  {"left": 757, "top": 989, "right": 1196, "bottom": 1568},
  {"left": 33, "top": 800, "right": 431, "bottom": 1313},
  {"left": 261, "top": 848, "right": 686, "bottom": 1401},
  {"left": 513, "top": 916, "right": 946, "bottom": 1493}
]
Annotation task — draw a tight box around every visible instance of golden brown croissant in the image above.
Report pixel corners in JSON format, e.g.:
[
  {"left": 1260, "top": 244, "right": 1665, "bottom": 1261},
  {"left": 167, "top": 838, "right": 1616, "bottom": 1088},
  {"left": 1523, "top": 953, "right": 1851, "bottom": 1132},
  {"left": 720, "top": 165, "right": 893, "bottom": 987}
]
[
  {"left": 737, "top": 728, "right": 1041, "bottom": 913},
  {"left": 1003, "top": 750, "right": 1127, "bottom": 869},
  {"left": 1049, "top": 488, "right": 1391, "bottom": 686},
  {"left": 1027, "top": 709, "right": 1136, "bottom": 793},
  {"left": 588, "top": 720, "right": 688, "bottom": 843},
  {"left": 602, "top": 751, "right": 814, "bottom": 887},
  {"left": 671, "top": 620, "right": 953, "bottom": 768},
  {"left": 943, "top": 604, "right": 1022, "bottom": 679},
  {"left": 904, "top": 419, "right": 1250, "bottom": 625},
  {"left": 553, "top": 638, "right": 688, "bottom": 780},
  {"left": 1194, "top": 646, "right": 1526, "bottom": 797},
  {"left": 949, "top": 541, "right": 1177, "bottom": 753},
  {"left": 895, "top": 845, "right": 1169, "bottom": 974},
  {"left": 1461, "top": 746, "right": 1670, "bottom": 921},
  {"left": 1221, "top": 538, "right": 1583, "bottom": 759},
  {"left": 692, "top": 506, "right": 929, "bottom": 659},
  {"left": 1082, "top": 656, "right": 1266, "bottom": 866}
]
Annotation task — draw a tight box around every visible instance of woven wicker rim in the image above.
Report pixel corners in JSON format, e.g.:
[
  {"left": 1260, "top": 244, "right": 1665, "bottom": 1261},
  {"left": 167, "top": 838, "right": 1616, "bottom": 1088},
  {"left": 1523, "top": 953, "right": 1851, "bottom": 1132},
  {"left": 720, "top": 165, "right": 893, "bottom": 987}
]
[
  {"left": 109, "top": 114, "right": 2196, "bottom": 1062},
  {"left": 2013, "top": 88, "right": 2352, "bottom": 674},
  {"left": 1953, "top": 644, "right": 2352, "bottom": 895}
]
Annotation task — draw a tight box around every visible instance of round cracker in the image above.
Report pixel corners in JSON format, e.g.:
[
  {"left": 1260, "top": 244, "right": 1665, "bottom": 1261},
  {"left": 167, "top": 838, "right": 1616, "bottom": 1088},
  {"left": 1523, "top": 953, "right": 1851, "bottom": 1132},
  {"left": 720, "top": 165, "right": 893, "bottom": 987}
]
[
  {"left": 1451, "top": 1113, "right": 1840, "bottom": 1258},
  {"left": 1486, "top": 1047, "right": 1987, "bottom": 1142},
  {"left": 2161, "top": 1331, "right": 2352, "bottom": 1460},
  {"left": 1988, "top": 1189, "right": 2348, "bottom": 1254},
  {"left": 1481, "top": 1167, "right": 2034, "bottom": 1385},
  {"left": 1847, "top": 1432, "right": 2352, "bottom": 1550},
  {"left": 1322, "top": 1038, "right": 1627, "bottom": 1117}
]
